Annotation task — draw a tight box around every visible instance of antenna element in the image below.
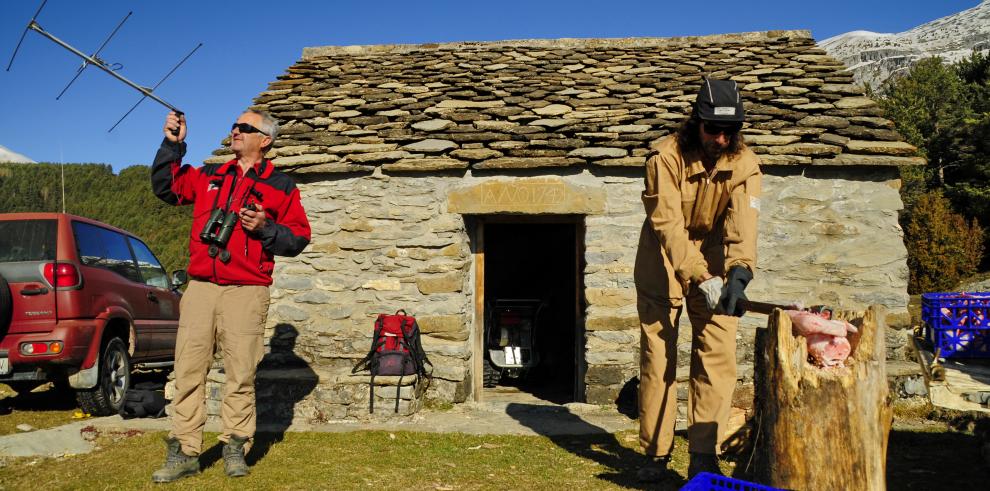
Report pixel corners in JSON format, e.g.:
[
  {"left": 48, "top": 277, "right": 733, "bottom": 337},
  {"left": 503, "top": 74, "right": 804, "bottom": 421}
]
[{"left": 6, "top": 1, "right": 201, "bottom": 132}]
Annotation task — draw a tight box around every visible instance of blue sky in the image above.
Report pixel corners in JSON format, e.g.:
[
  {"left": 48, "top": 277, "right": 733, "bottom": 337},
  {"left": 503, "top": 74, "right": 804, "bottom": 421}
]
[{"left": 1, "top": 0, "right": 980, "bottom": 172}]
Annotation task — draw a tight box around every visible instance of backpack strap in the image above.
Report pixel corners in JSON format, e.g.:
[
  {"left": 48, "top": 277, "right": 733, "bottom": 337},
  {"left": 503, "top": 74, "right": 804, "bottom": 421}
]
[
  {"left": 410, "top": 319, "right": 433, "bottom": 379},
  {"left": 397, "top": 317, "right": 434, "bottom": 395},
  {"left": 394, "top": 372, "right": 403, "bottom": 413},
  {"left": 352, "top": 315, "right": 387, "bottom": 374},
  {"left": 355, "top": 316, "right": 389, "bottom": 413},
  {"left": 369, "top": 371, "right": 376, "bottom": 414}
]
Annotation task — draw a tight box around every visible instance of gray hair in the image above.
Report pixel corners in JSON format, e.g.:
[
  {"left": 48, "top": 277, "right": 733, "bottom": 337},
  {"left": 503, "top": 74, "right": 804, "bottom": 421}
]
[{"left": 246, "top": 109, "right": 279, "bottom": 150}]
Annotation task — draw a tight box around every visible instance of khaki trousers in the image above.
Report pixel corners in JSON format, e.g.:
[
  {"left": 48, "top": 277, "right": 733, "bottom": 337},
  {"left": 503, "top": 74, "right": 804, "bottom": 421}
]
[
  {"left": 169, "top": 280, "right": 269, "bottom": 456},
  {"left": 637, "top": 288, "right": 738, "bottom": 457}
]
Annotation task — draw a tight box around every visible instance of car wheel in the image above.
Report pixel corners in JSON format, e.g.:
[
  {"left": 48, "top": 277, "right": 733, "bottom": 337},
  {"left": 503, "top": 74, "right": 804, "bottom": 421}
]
[
  {"left": 76, "top": 337, "right": 131, "bottom": 416},
  {"left": 483, "top": 358, "right": 501, "bottom": 388},
  {"left": 0, "top": 274, "right": 11, "bottom": 334}
]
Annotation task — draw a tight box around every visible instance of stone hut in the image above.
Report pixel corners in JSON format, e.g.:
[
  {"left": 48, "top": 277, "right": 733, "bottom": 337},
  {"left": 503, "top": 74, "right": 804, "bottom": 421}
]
[{"left": 205, "top": 30, "right": 921, "bottom": 421}]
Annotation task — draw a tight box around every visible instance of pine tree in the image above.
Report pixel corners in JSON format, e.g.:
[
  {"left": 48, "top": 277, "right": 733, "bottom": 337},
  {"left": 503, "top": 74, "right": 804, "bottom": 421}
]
[{"left": 0, "top": 163, "right": 191, "bottom": 274}]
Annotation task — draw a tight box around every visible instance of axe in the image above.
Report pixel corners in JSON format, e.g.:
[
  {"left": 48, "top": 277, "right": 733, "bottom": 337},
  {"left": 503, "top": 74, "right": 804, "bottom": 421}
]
[{"left": 739, "top": 299, "right": 834, "bottom": 319}]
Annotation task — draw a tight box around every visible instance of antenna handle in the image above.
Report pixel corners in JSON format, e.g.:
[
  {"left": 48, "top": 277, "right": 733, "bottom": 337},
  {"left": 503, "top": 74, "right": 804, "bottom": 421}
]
[{"left": 171, "top": 110, "right": 184, "bottom": 137}]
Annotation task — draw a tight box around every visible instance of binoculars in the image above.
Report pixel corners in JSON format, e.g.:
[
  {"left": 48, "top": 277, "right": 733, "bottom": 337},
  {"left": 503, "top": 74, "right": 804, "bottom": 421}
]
[
  {"left": 200, "top": 208, "right": 238, "bottom": 247},
  {"left": 199, "top": 208, "right": 238, "bottom": 263}
]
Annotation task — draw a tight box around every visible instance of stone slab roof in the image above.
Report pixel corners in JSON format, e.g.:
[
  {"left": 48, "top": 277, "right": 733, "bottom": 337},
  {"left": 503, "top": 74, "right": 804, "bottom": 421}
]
[{"left": 208, "top": 30, "right": 924, "bottom": 173}]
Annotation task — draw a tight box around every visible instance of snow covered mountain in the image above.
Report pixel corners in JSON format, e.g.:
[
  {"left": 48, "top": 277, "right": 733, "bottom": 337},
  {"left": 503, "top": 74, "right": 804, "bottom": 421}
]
[
  {"left": 0, "top": 144, "right": 34, "bottom": 164},
  {"left": 819, "top": 1, "right": 990, "bottom": 90}
]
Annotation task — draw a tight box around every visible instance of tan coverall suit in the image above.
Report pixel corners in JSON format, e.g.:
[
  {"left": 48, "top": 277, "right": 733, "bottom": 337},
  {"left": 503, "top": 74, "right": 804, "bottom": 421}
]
[{"left": 634, "top": 135, "right": 762, "bottom": 457}]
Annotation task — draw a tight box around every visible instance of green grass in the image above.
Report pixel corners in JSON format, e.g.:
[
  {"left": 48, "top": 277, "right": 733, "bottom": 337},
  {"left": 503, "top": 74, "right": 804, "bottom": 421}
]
[
  {"left": 1, "top": 418, "right": 984, "bottom": 490},
  {"left": 0, "top": 383, "right": 82, "bottom": 436},
  {"left": 0, "top": 429, "right": 701, "bottom": 490}
]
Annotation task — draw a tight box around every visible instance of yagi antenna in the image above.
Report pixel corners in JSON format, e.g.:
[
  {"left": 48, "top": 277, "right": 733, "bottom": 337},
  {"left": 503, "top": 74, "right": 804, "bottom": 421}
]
[
  {"left": 55, "top": 10, "right": 132, "bottom": 101},
  {"left": 109, "top": 43, "right": 202, "bottom": 133},
  {"left": 6, "top": 0, "right": 201, "bottom": 133}
]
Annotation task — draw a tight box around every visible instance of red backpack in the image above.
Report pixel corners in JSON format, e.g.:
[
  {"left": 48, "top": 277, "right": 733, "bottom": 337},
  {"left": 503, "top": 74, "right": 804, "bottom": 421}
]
[{"left": 352, "top": 310, "right": 432, "bottom": 413}]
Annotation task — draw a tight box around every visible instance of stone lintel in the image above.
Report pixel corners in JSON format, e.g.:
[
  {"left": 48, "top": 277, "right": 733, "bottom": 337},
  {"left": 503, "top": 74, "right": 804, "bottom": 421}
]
[{"left": 447, "top": 177, "right": 606, "bottom": 215}]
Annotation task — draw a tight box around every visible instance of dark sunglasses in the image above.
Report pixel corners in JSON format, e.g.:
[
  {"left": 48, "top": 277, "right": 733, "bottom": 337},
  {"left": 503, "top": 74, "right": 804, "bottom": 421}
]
[
  {"left": 231, "top": 122, "right": 269, "bottom": 136},
  {"left": 702, "top": 122, "right": 742, "bottom": 136}
]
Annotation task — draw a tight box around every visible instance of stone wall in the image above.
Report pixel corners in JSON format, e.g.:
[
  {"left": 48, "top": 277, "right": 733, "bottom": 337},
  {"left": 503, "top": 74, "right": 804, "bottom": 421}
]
[
  {"left": 236, "top": 164, "right": 909, "bottom": 421},
  {"left": 576, "top": 166, "right": 909, "bottom": 409},
  {"left": 268, "top": 172, "right": 475, "bottom": 419}
]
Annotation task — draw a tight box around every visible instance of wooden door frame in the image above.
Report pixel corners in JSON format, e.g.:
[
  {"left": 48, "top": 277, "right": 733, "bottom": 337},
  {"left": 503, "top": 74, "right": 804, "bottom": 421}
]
[
  {"left": 472, "top": 221, "right": 485, "bottom": 401},
  {"left": 470, "top": 214, "right": 585, "bottom": 402}
]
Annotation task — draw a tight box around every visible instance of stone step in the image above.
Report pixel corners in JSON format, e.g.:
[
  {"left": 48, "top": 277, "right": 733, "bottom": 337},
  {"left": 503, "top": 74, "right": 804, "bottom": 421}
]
[
  {"left": 164, "top": 367, "right": 427, "bottom": 423},
  {"left": 161, "top": 360, "right": 925, "bottom": 425}
]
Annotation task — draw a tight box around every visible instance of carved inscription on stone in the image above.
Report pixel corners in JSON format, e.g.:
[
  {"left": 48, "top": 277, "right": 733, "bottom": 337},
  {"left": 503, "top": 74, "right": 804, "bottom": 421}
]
[{"left": 447, "top": 177, "right": 605, "bottom": 214}]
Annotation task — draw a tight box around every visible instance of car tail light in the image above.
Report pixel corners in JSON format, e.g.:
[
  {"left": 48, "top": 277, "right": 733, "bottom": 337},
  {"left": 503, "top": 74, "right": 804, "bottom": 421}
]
[
  {"left": 21, "top": 341, "right": 62, "bottom": 355},
  {"left": 43, "top": 262, "right": 81, "bottom": 288}
]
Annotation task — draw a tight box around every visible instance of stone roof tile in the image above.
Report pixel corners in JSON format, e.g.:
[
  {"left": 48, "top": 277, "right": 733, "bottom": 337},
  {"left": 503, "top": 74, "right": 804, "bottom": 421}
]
[{"left": 212, "top": 31, "right": 921, "bottom": 173}]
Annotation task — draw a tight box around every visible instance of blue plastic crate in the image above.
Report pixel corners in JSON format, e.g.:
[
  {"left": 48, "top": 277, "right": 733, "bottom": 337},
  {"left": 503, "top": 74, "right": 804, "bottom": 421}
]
[
  {"left": 922, "top": 292, "right": 990, "bottom": 358},
  {"left": 680, "top": 472, "right": 783, "bottom": 491}
]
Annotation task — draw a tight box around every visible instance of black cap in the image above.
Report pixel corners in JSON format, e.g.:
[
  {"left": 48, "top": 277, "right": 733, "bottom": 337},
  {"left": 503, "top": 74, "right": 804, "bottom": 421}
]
[{"left": 693, "top": 78, "right": 745, "bottom": 123}]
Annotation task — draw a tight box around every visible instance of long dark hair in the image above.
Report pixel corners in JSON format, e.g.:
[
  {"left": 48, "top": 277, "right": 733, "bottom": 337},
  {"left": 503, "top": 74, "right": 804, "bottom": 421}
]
[{"left": 675, "top": 116, "right": 746, "bottom": 160}]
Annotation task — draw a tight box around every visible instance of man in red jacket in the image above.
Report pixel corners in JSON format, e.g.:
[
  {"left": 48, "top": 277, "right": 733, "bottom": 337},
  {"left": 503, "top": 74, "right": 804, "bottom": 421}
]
[{"left": 149, "top": 110, "right": 311, "bottom": 483}]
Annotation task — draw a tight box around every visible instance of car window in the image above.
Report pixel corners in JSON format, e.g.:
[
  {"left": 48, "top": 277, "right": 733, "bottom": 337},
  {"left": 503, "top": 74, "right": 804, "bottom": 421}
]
[
  {"left": 128, "top": 237, "right": 170, "bottom": 289},
  {"left": 0, "top": 219, "right": 56, "bottom": 263},
  {"left": 72, "top": 221, "right": 142, "bottom": 283}
]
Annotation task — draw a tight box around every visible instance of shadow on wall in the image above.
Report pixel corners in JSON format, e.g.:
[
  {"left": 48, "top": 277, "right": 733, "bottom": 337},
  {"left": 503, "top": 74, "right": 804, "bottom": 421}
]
[
  {"left": 616, "top": 376, "right": 639, "bottom": 419},
  {"left": 505, "top": 402, "right": 687, "bottom": 491},
  {"left": 246, "top": 323, "right": 318, "bottom": 466}
]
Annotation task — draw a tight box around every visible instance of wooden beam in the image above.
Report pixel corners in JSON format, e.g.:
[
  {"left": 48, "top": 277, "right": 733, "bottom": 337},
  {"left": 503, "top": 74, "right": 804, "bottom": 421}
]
[{"left": 472, "top": 220, "right": 485, "bottom": 402}]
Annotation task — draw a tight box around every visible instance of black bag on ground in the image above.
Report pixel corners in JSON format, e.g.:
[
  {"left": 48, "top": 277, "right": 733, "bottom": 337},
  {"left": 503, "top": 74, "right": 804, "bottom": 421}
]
[
  {"left": 119, "top": 381, "right": 167, "bottom": 419},
  {"left": 352, "top": 310, "right": 432, "bottom": 413}
]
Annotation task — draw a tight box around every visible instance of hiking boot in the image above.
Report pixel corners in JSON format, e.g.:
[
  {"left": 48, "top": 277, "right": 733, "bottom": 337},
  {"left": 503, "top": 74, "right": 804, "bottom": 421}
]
[
  {"left": 151, "top": 437, "right": 199, "bottom": 483},
  {"left": 688, "top": 452, "right": 723, "bottom": 478},
  {"left": 223, "top": 436, "right": 250, "bottom": 477},
  {"left": 636, "top": 455, "right": 670, "bottom": 482}
]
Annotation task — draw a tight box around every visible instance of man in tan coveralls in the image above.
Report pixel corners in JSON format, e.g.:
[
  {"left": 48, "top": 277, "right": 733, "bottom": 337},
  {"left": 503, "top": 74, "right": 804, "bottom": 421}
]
[{"left": 634, "top": 79, "right": 762, "bottom": 481}]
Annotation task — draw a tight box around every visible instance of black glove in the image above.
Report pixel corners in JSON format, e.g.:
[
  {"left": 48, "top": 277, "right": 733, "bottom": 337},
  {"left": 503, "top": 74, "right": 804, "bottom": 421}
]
[{"left": 718, "top": 266, "right": 753, "bottom": 317}]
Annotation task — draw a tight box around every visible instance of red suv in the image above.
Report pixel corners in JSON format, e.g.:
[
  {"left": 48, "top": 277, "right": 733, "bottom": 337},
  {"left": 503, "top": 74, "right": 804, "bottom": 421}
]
[{"left": 0, "top": 213, "right": 185, "bottom": 415}]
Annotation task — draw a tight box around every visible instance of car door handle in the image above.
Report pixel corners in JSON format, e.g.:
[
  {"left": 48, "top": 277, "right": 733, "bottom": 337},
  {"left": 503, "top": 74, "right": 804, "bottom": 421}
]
[
  {"left": 21, "top": 287, "right": 49, "bottom": 296},
  {"left": 147, "top": 292, "right": 159, "bottom": 303}
]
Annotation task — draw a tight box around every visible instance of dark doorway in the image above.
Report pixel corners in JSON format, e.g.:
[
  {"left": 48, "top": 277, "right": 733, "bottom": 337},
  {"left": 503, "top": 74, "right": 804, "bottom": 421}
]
[{"left": 482, "top": 218, "right": 584, "bottom": 403}]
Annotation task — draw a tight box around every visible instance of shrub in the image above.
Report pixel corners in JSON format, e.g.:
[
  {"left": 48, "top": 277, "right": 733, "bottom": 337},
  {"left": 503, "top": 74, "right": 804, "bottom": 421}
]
[{"left": 905, "top": 191, "right": 985, "bottom": 293}]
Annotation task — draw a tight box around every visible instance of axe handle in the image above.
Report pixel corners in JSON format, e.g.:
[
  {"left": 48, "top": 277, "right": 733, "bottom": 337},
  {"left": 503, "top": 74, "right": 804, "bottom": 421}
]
[{"left": 739, "top": 299, "right": 797, "bottom": 315}]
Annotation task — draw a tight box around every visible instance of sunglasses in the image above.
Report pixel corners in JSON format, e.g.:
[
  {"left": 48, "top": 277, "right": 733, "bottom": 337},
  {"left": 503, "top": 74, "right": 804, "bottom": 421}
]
[
  {"left": 231, "top": 122, "right": 269, "bottom": 136},
  {"left": 702, "top": 122, "right": 742, "bottom": 136}
]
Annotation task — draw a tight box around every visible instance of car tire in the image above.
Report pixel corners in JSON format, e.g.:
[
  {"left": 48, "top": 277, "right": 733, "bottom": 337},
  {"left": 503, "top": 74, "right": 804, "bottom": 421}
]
[
  {"left": 76, "top": 337, "right": 131, "bottom": 416},
  {"left": 483, "top": 358, "right": 501, "bottom": 388},
  {"left": 0, "top": 274, "right": 11, "bottom": 334}
]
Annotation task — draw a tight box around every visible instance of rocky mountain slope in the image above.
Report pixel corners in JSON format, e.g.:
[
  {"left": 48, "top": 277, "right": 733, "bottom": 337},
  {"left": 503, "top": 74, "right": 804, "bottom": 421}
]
[
  {"left": 0, "top": 144, "right": 34, "bottom": 163},
  {"left": 819, "top": 1, "right": 990, "bottom": 90}
]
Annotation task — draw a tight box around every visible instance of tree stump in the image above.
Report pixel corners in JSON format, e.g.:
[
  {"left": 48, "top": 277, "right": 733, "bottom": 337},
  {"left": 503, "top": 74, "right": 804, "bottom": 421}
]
[{"left": 752, "top": 305, "right": 893, "bottom": 491}]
